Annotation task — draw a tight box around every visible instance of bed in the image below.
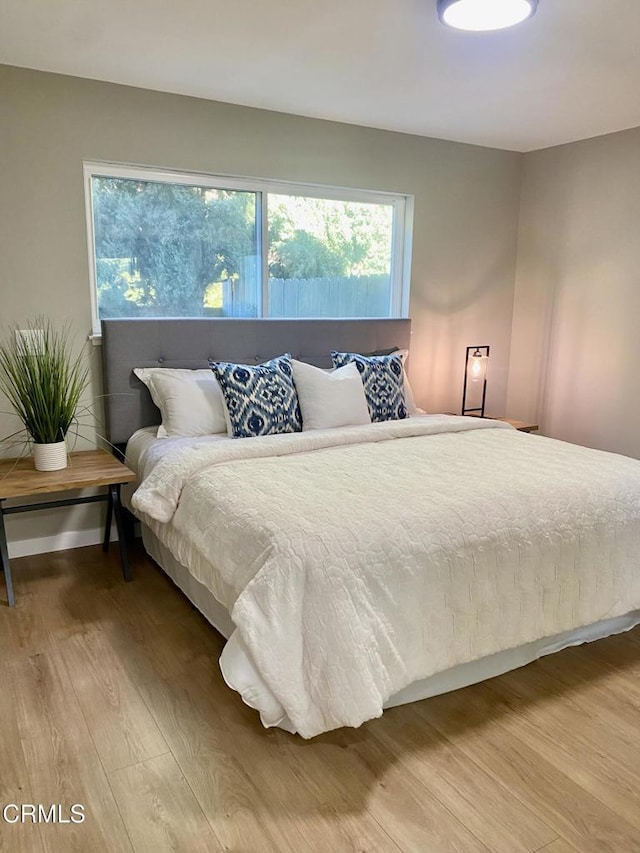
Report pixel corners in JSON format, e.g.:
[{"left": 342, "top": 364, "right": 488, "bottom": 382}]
[{"left": 102, "top": 318, "right": 640, "bottom": 738}]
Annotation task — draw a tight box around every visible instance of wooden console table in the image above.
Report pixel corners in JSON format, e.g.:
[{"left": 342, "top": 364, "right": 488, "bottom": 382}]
[{"left": 0, "top": 450, "right": 136, "bottom": 607}]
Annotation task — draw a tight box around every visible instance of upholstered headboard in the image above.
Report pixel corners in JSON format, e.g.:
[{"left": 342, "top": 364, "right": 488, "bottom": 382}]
[{"left": 101, "top": 318, "right": 411, "bottom": 445}]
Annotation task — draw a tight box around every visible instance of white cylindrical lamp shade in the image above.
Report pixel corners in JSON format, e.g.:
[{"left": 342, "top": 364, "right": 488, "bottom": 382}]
[{"left": 468, "top": 353, "right": 488, "bottom": 383}]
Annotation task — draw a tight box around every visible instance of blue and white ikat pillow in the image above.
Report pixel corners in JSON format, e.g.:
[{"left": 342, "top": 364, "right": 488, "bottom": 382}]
[
  {"left": 209, "top": 354, "right": 302, "bottom": 438},
  {"left": 330, "top": 351, "right": 407, "bottom": 423}
]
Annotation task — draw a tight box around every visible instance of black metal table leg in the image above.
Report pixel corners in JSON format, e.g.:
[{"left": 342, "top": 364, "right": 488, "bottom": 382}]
[
  {"left": 110, "top": 483, "right": 132, "bottom": 582},
  {"left": 0, "top": 501, "right": 15, "bottom": 607},
  {"left": 102, "top": 488, "right": 113, "bottom": 553}
]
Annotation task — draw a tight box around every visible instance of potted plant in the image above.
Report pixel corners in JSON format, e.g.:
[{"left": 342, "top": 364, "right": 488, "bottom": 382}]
[{"left": 0, "top": 319, "right": 89, "bottom": 471}]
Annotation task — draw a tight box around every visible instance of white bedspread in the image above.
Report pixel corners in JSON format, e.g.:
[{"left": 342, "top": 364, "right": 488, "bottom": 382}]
[{"left": 132, "top": 416, "right": 640, "bottom": 738}]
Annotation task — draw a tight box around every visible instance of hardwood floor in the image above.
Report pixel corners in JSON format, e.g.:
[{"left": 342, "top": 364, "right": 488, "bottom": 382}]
[{"left": 1, "top": 543, "right": 640, "bottom": 852}]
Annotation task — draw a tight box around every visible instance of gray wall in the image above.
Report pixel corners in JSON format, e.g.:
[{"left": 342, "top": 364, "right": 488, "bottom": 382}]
[
  {"left": 0, "top": 64, "right": 522, "bottom": 552},
  {"left": 507, "top": 125, "right": 640, "bottom": 458}
]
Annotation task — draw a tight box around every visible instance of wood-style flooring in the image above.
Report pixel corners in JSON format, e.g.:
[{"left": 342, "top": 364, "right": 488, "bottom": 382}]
[{"left": 1, "top": 542, "right": 640, "bottom": 852}]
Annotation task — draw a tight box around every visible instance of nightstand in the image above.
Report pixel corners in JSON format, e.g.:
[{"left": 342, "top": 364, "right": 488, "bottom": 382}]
[
  {"left": 447, "top": 413, "right": 539, "bottom": 433},
  {"left": 492, "top": 417, "right": 538, "bottom": 433},
  {"left": 0, "top": 450, "right": 136, "bottom": 606}
]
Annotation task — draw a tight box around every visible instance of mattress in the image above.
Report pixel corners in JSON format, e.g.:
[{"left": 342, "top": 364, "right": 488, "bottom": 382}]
[
  {"left": 125, "top": 426, "right": 231, "bottom": 483},
  {"left": 122, "top": 426, "right": 231, "bottom": 510},
  {"left": 124, "top": 425, "right": 159, "bottom": 475},
  {"left": 125, "top": 421, "right": 640, "bottom": 736},
  {"left": 123, "top": 426, "right": 236, "bottom": 635}
]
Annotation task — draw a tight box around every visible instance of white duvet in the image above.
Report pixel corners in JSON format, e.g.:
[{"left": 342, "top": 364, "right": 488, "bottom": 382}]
[{"left": 132, "top": 416, "right": 640, "bottom": 738}]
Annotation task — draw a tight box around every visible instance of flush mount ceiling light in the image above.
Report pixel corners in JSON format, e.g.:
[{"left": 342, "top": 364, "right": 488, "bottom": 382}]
[{"left": 437, "top": 0, "right": 538, "bottom": 31}]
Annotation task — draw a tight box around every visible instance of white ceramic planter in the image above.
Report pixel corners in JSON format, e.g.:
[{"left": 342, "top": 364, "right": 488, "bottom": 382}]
[{"left": 33, "top": 440, "right": 68, "bottom": 472}]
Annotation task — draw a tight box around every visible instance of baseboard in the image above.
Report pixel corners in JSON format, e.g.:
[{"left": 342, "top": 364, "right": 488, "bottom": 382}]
[{"left": 7, "top": 525, "right": 118, "bottom": 559}]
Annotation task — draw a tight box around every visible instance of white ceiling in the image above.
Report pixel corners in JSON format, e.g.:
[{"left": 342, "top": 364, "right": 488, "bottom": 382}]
[{"left": 2, "top": 0, "right": 640, "bottom": 152}]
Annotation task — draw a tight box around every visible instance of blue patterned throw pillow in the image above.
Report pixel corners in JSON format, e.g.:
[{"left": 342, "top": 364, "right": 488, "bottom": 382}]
[
  {"left": 331, "top": 351, "right": 407, "bottom": 423},
  {"left": 209, "top": 355, "right": 302, "bottom": 438}
]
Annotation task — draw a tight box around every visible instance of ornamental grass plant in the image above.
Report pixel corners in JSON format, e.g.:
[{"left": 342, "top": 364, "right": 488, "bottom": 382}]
[{"left": 0, "top": 319, "right": 89, "bottom": 449}]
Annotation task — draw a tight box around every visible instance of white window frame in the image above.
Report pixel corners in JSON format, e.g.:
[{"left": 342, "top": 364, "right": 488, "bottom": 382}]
[{"left": 84, "top": 161, "right": 414, "bottom": 339}]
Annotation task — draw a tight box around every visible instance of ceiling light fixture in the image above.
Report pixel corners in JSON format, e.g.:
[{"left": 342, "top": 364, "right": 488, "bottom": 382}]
[{"left": 437, "top": 0, "right": 538, "bottom": 32}]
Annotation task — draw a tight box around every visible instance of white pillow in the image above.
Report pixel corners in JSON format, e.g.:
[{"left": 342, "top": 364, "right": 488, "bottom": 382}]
[
  {"left": 291, "top": 360, "right": 371, "bottom": 431},
  {"left": 392, "top": 349, "right": 418, "bottom": 415},
  {"left": 133, "top": 367, "right": 227, "bottom": 437}
]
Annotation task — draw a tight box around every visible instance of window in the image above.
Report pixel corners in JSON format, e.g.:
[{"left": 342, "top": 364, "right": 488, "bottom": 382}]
[{"left": 85, "top": 163, "right": 412, "bottom": 335}]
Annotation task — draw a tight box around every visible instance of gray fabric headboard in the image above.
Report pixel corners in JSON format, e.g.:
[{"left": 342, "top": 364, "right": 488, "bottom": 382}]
[{"left": 101, "top": 318, "right": 411, "bottom": 445}]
